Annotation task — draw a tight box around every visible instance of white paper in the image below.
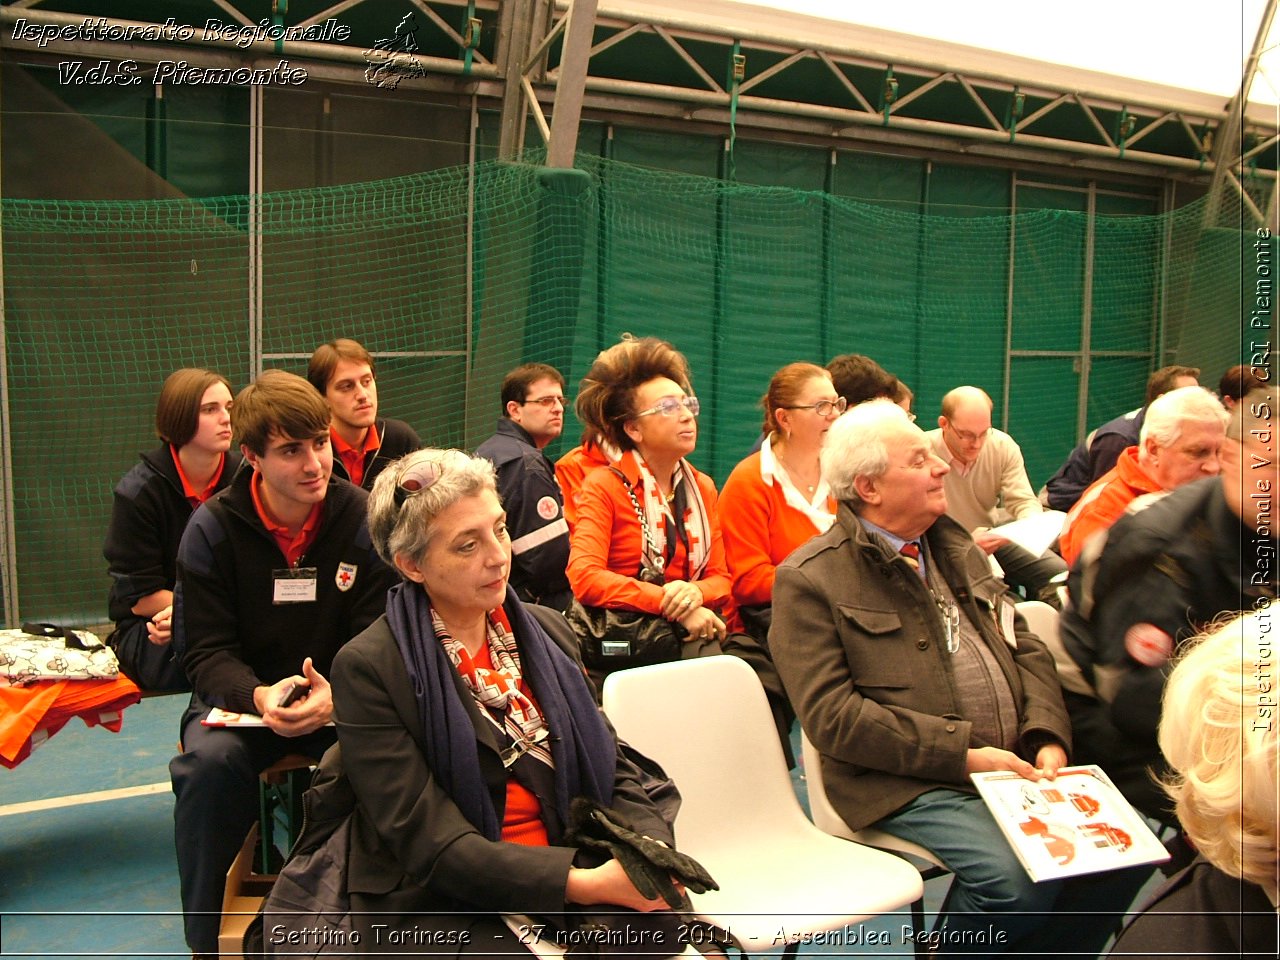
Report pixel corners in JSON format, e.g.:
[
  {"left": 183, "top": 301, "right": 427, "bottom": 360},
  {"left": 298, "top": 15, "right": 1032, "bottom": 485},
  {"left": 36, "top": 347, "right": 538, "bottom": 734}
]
[
  {"left": 987, "top": 511, "right": 1066, "bottom": 557},
  {"left": 202, "top": 707, "right": 267, "bottom": 727},
  {"left": 202, "top": 706, "right": 334, "bottom": 728},
  {"left": 970, "top": 765, "right": 1170, "bottom": 882}
]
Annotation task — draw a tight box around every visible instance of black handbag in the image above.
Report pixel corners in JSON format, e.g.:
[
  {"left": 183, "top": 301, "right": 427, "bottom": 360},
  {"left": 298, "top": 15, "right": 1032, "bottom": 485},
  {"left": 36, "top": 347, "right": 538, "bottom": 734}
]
[
  {"left": 567, "top": 468, "right": 688, "bottom": 673},
  {"left": 566, "top": 599, "right": 687, "bottom": 673}
]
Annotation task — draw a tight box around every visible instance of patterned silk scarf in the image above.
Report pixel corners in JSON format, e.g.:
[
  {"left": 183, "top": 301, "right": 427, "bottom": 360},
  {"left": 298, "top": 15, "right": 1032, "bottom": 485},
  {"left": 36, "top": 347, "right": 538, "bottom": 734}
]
[
  {"left": 629, "top": 450, "right": 712, "bottom": 582},
  {"left": 431, "top": 605, "right": 554, "bottom": 770}
]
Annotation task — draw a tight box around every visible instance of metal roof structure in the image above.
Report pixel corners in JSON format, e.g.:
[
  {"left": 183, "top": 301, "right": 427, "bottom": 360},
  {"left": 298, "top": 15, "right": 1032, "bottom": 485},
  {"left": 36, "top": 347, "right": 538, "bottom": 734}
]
[{"left": 3, "top": 0, "right": 1277, "bottom": 215}]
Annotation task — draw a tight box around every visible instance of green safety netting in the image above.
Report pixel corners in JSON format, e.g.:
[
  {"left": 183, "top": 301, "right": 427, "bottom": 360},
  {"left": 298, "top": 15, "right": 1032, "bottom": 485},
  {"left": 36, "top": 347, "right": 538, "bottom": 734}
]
[{"left": 0, "top": 153, "right": 1263, "bottom": 624}]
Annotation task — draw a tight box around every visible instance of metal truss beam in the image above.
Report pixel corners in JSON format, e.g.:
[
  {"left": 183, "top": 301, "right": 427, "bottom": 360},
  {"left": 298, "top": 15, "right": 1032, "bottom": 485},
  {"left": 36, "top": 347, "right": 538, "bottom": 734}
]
[
  {"left": 1205, "top": 0, "right": 1279, "bottom": 229},
  {"left": 4, "top": 0, "right": 1277, "bottom": 184}
]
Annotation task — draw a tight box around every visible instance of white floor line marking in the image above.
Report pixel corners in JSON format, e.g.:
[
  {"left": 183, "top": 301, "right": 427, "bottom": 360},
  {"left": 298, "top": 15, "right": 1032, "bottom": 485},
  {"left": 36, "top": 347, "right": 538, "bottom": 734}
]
[{"left": 0, "top": 780, "right": 170, "bottom": 817}]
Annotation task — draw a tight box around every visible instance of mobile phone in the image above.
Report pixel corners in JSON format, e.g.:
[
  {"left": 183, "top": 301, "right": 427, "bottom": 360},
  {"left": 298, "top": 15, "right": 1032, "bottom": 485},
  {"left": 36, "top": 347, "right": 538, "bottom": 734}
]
[{"left": 277, "top": 681, "right": 305, "bottom": 707}]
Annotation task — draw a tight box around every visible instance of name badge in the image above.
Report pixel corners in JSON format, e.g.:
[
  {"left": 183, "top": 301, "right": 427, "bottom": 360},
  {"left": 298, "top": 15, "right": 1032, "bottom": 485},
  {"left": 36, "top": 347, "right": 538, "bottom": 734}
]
[
  {"left": 273, "top": 567, "right": 318, "bottom": 604},
  {"left": 999, "top": 599, "right": 1019, "bottom": 649}
]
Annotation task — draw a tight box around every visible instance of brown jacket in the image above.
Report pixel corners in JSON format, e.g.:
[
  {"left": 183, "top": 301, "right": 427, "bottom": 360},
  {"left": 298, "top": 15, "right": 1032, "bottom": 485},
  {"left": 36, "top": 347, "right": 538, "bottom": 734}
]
[{"left": 771, "top": 504, "right": 1070, "bottom": 830}]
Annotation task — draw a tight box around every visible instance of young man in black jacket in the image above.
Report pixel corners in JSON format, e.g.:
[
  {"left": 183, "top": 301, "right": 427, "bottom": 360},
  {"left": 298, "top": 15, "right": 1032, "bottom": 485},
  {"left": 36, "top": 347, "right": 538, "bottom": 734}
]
[
  {"left": 168, "top": 370, "right": 398, "bottom": 958},
  {"left": 307, "top": 337, "right": 422, "bottom": 490}
]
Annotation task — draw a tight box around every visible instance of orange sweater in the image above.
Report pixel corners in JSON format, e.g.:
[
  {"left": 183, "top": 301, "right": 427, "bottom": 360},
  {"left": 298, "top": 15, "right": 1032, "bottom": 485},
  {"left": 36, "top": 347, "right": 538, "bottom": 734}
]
[
  {"left": 1059, "top": 446, "right": 1163, "bottom": 566},
  {"left": 567, "top": 455, "right": 731, "bottom": 615},
  {"left": 555, "top": 442, "right": 611, "bottom": 532},
  {"left": 718, "top": 451, "right": 836, "bottom": 607}
]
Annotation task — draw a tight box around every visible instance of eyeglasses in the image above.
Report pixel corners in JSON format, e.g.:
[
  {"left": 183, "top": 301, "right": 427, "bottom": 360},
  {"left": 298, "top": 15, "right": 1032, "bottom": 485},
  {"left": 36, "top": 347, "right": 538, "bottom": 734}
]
[
  {"left": 521, "top": 395, "right": 565, "bottom": 409},
  {"left": 783, "top": 397, "right": 848, "bottom": 417},
  {"left": 947, "top": 424, "right": 990, "bottom": 444},
  {"left": 634, "top": 396, "right": 700, "bottom": 419},
  {"left": 393, "top": 458, "right": 442, "bottom": 509}
]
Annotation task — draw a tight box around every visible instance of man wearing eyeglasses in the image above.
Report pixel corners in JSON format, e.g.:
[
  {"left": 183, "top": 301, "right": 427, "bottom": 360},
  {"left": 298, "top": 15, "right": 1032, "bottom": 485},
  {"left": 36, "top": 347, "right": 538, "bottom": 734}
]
[
  {"left": 926, "top": 386, "right": 1068, "bottom": 607},
  {"left": 476, "top": 363, "right": 573, "bottom": 612}
]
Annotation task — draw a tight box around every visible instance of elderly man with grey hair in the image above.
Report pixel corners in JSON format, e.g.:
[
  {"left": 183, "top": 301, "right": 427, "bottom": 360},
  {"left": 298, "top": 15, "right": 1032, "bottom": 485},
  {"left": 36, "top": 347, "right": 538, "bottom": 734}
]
[
  {"left": 1058, "top": 385, "right": 1280, "bottom": 819},
  {"left": 1058, "top": 385, "right": 1227, "bottom": 565},
  {"left": 770, "top": 400, "right": 1148, "bottom": 956}
]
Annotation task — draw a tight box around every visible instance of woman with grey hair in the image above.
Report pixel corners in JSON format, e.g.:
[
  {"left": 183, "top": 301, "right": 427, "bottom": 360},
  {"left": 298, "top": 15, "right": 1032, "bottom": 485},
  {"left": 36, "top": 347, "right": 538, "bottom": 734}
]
[{"left": 328, "top": 448, "right": 697, "bottom": 954}]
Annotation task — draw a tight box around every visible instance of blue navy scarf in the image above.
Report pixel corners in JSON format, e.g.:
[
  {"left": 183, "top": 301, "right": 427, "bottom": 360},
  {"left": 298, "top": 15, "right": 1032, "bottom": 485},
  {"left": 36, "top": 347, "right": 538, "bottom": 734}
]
[{"left": 386, "top": 582, "right": 615, "bottom": 841}]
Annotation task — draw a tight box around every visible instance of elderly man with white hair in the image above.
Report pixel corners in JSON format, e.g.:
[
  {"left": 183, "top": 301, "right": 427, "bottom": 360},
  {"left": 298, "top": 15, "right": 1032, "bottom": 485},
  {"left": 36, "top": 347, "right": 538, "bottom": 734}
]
[
  {"left": 1058, "top": 385, "right": 1227, "bottom": 566},
  {"left": 770, "top": 400, "right": 1147, "bottom": 957}
]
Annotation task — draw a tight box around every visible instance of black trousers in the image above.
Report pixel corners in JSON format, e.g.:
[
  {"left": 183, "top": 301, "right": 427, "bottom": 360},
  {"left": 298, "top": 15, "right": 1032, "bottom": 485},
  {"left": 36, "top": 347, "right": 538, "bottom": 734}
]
[
  {"left": 108, "top": 618, "right": 190, "bottom": 692},
  {"left": 993, "top": 542, "right": 1067, "bottom": 602},
  {"left": 170, "top": 697, "right": 336, "bottom": 954}
]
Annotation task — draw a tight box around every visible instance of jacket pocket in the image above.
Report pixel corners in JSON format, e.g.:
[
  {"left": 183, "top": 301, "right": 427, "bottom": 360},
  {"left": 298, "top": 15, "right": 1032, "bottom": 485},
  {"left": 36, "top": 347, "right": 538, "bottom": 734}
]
[{"left": 835, "top": 603, "right": 914, "bottom": 689}]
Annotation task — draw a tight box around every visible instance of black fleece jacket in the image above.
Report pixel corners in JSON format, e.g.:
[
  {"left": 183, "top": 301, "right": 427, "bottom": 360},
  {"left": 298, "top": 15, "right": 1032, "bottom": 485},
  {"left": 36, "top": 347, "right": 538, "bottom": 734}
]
[
  {"left": 173, "top": 467, "right": 398, "bottom": 712},
  {"left": 104, "top": 446, "right": 241, "bottom": 625}
]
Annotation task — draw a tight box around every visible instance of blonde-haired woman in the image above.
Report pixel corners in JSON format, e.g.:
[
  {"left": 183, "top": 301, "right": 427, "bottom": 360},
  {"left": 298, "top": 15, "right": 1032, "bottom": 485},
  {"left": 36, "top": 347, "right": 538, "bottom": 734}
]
[{"left": 1110, "top": 608, "right": 1279, "bottom": 956}]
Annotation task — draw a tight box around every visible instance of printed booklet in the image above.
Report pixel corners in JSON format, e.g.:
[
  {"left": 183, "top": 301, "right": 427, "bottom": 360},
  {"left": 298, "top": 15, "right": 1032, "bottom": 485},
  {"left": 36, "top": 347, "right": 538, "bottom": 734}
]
[
  {"left": 202, "top": 707, "right": 268, "bottom": 727},
  {"left": 970, "top": 764, "right": 1170, "bottom": 882},
  {"left": 202, "top": 707, "right": 333, "bottom": 727}
]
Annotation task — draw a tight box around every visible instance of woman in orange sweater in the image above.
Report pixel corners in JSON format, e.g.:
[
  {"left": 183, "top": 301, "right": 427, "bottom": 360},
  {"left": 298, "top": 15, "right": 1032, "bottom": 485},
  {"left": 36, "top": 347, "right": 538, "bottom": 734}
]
[
  {"left": 719, "top": 363, "right": 842, "bottom": 639},
  {"left": 567, "top": 336, "right": 732, "bottom": 652}
]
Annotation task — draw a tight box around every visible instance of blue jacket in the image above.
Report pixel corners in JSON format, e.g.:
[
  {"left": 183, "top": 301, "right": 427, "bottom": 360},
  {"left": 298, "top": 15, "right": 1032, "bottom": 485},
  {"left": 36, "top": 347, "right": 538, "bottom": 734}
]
[{"left": 475, "top": 419, "right": 572, "bottom": 611}]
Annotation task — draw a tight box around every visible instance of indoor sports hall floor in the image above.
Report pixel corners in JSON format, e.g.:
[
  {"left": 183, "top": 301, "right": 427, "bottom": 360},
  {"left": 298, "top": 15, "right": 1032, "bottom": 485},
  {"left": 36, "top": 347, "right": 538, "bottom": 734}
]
[{"left": 3, "top": 697, "right": 1068, "bottom": 959}]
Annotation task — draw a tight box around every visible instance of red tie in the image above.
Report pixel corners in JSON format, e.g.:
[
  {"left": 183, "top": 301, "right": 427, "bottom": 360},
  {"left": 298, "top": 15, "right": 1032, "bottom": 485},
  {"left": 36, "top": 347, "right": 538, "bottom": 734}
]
[{"left": 899, "top": 541, "right": 921, "bottom": 571}]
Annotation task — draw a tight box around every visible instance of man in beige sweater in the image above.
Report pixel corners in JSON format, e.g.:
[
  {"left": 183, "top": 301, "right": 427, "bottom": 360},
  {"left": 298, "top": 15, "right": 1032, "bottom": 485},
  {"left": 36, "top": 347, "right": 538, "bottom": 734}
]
[{"left": 925, "top": 386, "right": 1068, "bottom": 605}]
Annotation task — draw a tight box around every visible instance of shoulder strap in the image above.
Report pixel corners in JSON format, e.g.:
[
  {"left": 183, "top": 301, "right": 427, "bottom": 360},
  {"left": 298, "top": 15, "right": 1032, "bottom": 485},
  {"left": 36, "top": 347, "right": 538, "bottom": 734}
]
[{"left": 609, "top": 466, "right": 662, "bottom": 573}]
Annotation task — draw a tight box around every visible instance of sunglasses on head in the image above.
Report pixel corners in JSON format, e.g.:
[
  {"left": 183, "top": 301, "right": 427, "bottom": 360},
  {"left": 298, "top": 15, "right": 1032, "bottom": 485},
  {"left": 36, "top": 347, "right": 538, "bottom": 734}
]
[{"left": 393, "top": 459, "right": 442, "bottom": 509}]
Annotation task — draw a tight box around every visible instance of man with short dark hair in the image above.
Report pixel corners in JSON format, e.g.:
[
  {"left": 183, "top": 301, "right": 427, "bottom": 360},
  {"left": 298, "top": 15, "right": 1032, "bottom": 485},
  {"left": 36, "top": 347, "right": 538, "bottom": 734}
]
[
  {"left": 1044, "top": 364, "right": 1200, "bottom": 511},
  {"left": 825, "top": 353, "right": 899, "bottom": 407},
  {"left": 169, "top": 370, "right": 397, "bottom": 958},
  {"left": 1218, "top": 363, "right": 1269, "bottom": 409},
  {"left": 307, "top": 338, "right": 421, "bottom": 490},
  {"left": 475, "top": 362, "right": 573, "bottom": 611}
]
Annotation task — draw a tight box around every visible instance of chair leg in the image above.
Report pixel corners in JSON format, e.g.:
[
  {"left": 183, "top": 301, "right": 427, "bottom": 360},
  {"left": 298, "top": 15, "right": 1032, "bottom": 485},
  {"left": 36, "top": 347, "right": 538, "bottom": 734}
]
[
  {"left": 257, "top": 779, "right": 274, "bottom": 874},
  {"left": 931, "top": 874, "right": 957, "bottom": 933},
  {"left": 257, "top": 764, "right": 312, "bottom": 872},
  {"left": 911, "top": 896, "right": 929, "bottom": 960}
]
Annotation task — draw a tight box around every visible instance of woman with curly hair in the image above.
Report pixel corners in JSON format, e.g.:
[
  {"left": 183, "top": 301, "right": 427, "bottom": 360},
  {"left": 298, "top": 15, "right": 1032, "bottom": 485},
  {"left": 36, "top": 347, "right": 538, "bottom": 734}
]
[
  {"left": 567, "top": 336, "right": 794, "bottom": 758},
  {"left": 568, "top": 336, "right": 730, "bottom": 663}
]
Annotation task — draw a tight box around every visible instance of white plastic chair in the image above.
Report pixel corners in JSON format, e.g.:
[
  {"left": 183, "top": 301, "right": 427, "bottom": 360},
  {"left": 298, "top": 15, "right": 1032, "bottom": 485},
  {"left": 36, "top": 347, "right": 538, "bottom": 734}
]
[
  {"left": 798, "top": 731, "right": 953, "bottom": 960},
  {"left": 1015, "top": 599, "right": 1094, "bottom": 697},
  {"left": 602, "top": 656, "right": 923, "bottom": 956}
]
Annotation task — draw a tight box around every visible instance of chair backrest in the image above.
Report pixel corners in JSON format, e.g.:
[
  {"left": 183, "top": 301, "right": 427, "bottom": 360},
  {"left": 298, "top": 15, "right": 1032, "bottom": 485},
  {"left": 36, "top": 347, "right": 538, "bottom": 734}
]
[
  {"left": 798, "top": 730, "right": 855, "bottom": 840},
  {"left": 1015, "top": 599, "right": 1094, "bottom": 697},
  {"left": 601, "top": 657, "right": 811, "bottom": 852}
]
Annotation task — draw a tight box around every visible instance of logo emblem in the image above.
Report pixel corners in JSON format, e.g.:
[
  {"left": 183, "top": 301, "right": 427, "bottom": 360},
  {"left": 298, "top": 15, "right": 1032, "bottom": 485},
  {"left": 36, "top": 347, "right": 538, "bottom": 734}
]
[
  {"left": 536, "top": 496, "right": 559, "bottom": 520},
  {"left": 336, "top": 562, "right": 357, "bottom": 592}
]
